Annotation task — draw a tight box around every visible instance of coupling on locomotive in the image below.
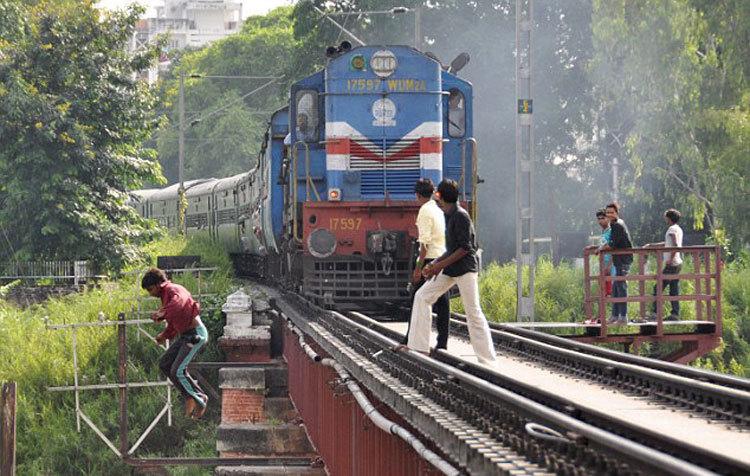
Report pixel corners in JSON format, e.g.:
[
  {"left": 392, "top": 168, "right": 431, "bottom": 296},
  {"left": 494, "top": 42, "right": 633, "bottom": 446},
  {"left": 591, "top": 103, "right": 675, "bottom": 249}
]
[{"left": 130, "top": 43, "right": 478, "bottom": 311}]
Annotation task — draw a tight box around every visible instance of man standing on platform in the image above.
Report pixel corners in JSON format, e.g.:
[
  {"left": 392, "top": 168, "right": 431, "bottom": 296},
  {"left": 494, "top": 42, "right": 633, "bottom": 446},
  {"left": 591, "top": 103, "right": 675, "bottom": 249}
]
[
  {"left": 645, "top": 208, "right": 684, "bottom": 320},
  {"left": 596, "top": 202, "right": 634, "bottom": 325}
]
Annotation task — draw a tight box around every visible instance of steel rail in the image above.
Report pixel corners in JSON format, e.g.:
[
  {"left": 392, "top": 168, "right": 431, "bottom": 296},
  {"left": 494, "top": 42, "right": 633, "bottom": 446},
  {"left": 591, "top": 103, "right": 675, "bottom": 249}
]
[
  {"left": 346, "top": 311, "right": 750, "bottom": 475},
  {"left": 478, "top": 315, "right": 750, "bottom": 391},
  {"left": 271, "top": 291, "right": 714, "bottom": 475},
  {"left": 448, "top": 313, "right": 750, "bottom": 427}
]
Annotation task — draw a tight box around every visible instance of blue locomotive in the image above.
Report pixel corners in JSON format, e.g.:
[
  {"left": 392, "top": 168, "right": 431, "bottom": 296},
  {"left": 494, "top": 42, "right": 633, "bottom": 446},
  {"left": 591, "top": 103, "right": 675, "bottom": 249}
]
[{"left": 131, "top": 43, "right": 478, "bottom": 311}]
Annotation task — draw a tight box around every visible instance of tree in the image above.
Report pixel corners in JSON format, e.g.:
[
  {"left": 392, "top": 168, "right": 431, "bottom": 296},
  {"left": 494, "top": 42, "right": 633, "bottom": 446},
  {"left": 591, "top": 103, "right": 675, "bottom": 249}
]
[
  {"left": 0, "top": 0, "right": 163, "bottom": 269},
  {"left": 154, "top": 6, "right": 296, "bottom": 183}
]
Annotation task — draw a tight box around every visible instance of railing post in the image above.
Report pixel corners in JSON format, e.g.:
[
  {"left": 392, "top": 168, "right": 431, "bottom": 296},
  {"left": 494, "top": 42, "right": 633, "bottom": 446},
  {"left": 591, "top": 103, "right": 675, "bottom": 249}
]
[
  {"left": 694, "top": 251, "right": 703, "bottom": 321},
  {"left": 118, "top": 312, "right": 128, "bottom": 457},
  {"left": 704, "top": 249, "right": 712, "bottom": 322},
  {"left": 638, "top": 251, "right": 646, "bottom": 319},
  {"left": 1, "top": 382, "right": 16, "bottom": 476},
  {"left": 655, "top": 249, "right": 664, "bottom": 336},
  {"left": 714, "top": 246, "right": 722, "bottom": 336},
  {"left": 583, "top": 249, "right": 592, "bottom": 322},
  {"left": 598, "top": 252, "right": 607, "bottom": 336}
]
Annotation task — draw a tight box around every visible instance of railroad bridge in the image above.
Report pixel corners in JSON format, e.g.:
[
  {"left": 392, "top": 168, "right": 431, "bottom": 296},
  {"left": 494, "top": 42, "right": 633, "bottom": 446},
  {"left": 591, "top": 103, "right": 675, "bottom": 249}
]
[{"left": 38, "top": 274, "right": 749, "bottom": 475}]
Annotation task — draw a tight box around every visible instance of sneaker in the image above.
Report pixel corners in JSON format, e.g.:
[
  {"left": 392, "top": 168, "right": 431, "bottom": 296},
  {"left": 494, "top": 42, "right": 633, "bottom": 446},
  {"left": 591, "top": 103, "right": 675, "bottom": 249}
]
[
  {"left": 607, "top": 317, "right": 627, "bottom": 326},
  {"left": 191, "top": 394, "right": 208, "bottom": 419}
]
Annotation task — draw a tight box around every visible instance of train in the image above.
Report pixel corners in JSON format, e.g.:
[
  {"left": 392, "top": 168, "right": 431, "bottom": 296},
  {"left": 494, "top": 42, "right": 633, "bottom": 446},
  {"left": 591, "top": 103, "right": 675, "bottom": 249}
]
[{"left": 130, "top": 43, "right": 479, "bottom": 311}]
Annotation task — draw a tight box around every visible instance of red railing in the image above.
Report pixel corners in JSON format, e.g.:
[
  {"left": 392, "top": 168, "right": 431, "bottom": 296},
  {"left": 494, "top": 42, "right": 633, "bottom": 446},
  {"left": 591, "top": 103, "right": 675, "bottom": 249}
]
[{"left": 583, "top": 245, "right": 722, "bottom": 338}]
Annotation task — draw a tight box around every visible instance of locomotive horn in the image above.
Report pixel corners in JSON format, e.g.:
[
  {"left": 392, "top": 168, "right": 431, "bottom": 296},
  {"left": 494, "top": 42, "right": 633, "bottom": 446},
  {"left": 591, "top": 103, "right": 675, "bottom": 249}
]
[
  {"left": 339, "top": 41, "right": 352, "bottom": 52},
  {"left": 448, "top": 52, "right": 470, "bottom": 74}
]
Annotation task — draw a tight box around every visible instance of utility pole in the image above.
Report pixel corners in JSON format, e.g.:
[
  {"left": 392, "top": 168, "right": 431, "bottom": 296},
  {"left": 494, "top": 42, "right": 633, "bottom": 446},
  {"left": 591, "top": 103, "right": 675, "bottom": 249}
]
[
  {"left": 414, "top": 6, "right": 421, "bottom": 50},
  {"left": 178, "top": 73, "right": 186, "bottom": 236},
  {"left": 515, "top": 0, "right": 535, "bottom": 322}
]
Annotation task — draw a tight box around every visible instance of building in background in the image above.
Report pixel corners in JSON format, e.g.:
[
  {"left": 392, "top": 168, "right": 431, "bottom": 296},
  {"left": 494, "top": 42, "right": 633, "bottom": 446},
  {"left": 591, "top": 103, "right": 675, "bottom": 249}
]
[{"left": 132, "top": 0, "right": 243, "bottom": 82}]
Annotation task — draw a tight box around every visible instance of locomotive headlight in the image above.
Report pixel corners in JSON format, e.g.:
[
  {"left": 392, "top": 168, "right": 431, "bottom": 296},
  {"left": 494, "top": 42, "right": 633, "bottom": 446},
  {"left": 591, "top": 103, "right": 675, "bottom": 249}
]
[
  {"left": 328, "top": 188, "right": 341, "bottom": 201},
  {"left": 308, "top": 228, "right": 337, "bottom": 258},
  {"left": 370, "top": 50, "right": 397, "bottom": 78}
]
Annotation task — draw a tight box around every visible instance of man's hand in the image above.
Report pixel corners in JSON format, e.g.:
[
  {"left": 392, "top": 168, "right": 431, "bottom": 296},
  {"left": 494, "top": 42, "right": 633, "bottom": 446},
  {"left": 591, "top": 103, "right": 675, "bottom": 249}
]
[
  {"left": 422, "top": 263, "right": 439, "bottom": 279},
  {"left": 155, "top": 332, "right": 167, "bottom": 345},
  {"left": 411, "top": 268, "right": 422, "bottom": 285},
  {"left": 151, "top": 309, "right": 165, "bottom": 322}
]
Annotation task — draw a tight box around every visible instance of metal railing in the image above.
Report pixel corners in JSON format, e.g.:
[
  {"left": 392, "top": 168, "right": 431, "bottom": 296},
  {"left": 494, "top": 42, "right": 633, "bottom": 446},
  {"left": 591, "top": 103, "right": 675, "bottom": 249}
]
[
  {"left": 583, "top": 245, "right": 722, "bottom": 337},
  {"left": 0, "top": 260, "right": 100, "bottom": 285}
]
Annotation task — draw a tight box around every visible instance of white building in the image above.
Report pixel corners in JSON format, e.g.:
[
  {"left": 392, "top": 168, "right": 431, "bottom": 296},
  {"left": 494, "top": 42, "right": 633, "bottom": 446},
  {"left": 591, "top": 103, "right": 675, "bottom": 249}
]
[{"left": 133, "top": 0, "right": 243, "bottom": 81}]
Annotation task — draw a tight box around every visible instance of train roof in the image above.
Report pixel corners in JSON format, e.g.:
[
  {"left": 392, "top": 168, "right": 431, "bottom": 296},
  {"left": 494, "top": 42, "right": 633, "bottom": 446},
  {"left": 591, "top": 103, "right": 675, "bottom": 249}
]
[
  {"left": 148, "top": 179, "right": 214, "bottom": 201},
  {"left": 185, "top": 179, "right": 219, "bottom": 197},
  {"left": 213, "top": 172, "right": 249, "bottom": 192}
]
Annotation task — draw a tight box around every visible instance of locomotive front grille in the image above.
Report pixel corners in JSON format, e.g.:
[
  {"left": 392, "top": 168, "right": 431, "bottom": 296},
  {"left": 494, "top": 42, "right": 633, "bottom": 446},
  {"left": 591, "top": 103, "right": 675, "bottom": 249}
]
[{"left": 303, "top": 256, "right": 411, "bottom": 307}]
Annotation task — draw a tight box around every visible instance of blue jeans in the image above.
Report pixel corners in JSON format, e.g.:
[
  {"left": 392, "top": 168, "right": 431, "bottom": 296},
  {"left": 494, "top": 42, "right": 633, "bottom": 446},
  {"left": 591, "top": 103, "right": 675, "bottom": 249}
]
[{"left": 612, "top": 263, "right": 630, "bottom": 318}]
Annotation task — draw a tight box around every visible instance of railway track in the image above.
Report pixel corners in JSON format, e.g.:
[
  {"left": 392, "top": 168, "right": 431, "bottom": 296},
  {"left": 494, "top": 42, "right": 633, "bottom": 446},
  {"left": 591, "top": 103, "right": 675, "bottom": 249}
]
[
  {"left": 258, "top": 284, "right": 742, "bottom": 475},
  {"left": 344, "top": 310, "right": 750, "bottom": 475}
]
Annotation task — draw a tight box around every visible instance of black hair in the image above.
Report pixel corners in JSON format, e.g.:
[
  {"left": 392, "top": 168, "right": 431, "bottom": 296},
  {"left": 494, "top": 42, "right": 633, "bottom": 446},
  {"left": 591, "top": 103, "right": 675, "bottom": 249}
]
[
  {"left": 596, "top": 209, "right": 607, "bottom": 218},
  {"left": 414, "top": 178, "right": 435, "bottom": 198},
  {"left": 141, "top": 267, "right": 167, "bottom": 289},
  {"left": 437, "top": 179, "right": 459, "bottom": 204},
  {"left": 605, "top": 201, "right": 620, "bottom": 213},
  {"left": 665, "top": 208, "right": 681, "bottom": 224}
]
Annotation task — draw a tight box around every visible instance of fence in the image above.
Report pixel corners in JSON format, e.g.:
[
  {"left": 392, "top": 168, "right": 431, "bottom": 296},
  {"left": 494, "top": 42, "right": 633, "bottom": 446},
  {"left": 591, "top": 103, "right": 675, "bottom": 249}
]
[
  {"left": 1, "top": 260, "right": 100, "bottom": 285},
  {"left": 583, "top": 245, "right": 722, "bottom": 337},
  {"left": 1, "top": 382, "right": 16, "bottom": 476}
]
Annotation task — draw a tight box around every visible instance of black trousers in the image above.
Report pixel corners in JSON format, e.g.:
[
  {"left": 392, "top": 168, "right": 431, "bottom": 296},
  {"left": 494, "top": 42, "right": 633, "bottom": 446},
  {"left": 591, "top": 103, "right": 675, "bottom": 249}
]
[
  {"left": 404, "top": 258, "right": 451, "bottom": 350},
  {"left": 158, "top": 327, "right": 207, "bottom": 402}
]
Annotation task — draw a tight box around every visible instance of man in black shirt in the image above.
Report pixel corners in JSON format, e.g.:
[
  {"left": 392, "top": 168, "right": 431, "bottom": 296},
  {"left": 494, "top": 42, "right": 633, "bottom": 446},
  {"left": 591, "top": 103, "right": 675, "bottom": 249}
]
[
  {"left": 404, "top": 179, "right": 497, "bottom": 365},
  {"left": 596, "top": 202, "right": 634, "bottom": 324}
]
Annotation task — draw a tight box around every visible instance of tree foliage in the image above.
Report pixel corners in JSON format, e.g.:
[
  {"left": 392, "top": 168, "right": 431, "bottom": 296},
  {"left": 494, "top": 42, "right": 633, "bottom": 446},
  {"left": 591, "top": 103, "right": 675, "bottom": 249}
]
[{"left": 0, "top": 0, "right": 163, "bottom": 270}]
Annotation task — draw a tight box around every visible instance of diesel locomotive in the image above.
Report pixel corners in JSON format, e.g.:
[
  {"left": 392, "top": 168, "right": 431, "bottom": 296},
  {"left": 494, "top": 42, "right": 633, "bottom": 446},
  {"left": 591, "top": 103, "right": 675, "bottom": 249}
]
[{"left": 131, "top": 44, "right": 479, "bottom": 311}]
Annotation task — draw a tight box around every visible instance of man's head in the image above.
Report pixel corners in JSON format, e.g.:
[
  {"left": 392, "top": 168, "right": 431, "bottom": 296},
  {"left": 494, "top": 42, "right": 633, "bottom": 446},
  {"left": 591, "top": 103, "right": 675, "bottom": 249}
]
[
  {"left": 414, "top": 178, "right": 434, "bottom": 204},
  {"left": 296, "top": 113, "right": 308, "bottom": 132},
  {"left": 141, "top": 267, "right": 167, "bottom": 297},
  {"left": 605, "top": 201, "right": 620, "bottom": 222},
  {"left": 448, "top": 89, "right": 462, "bottom": 109},
  {"left": 595, "top": 209, "right": 609, "bottom": 230},
  {"left": 436, "top": 179, "right": 459, "bottom": 211},
  {"left": 664, "top": 208, "right": 681, "bottom": 225}
]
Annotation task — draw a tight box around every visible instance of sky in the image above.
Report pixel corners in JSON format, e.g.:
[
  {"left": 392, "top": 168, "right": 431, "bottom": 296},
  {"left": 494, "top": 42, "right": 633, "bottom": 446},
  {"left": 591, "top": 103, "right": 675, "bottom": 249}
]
[{"left": 95, "top": 0, "right": 295, "bottom": 19}]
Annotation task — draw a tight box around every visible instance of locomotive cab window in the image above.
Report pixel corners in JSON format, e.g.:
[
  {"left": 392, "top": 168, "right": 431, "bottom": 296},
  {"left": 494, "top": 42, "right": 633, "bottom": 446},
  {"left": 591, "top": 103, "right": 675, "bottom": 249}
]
[
  {"left": 447, "top": 89, "right": 465, "bottom": 138},
  {"left": 295, "top": 90, "right": 319, "bottom": 143}
]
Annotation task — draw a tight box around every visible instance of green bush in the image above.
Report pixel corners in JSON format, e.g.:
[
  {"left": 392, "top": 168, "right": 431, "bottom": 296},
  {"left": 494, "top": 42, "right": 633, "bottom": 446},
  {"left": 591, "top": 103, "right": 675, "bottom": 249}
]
[{"left": 0, "top": 235, "right": 236, "bottom": 474}]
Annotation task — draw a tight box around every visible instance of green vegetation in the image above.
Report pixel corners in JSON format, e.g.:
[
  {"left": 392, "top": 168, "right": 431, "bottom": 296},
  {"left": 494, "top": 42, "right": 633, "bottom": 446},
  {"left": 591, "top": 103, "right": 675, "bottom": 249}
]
[
  {"left": 453, "top": 257, "right": 750, "bottom": 376},
  {"left": 0, "top": 235, "right": 235, "bottom": 475},
  {"left": 0, "top": 0, "right": 164, "bottom": 270}
]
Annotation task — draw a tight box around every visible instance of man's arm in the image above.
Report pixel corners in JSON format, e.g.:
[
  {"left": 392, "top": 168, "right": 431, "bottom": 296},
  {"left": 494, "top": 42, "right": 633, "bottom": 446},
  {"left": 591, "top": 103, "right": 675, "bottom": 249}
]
[{"left": 424, "top": 248, "right": 468, "bottom": 278}]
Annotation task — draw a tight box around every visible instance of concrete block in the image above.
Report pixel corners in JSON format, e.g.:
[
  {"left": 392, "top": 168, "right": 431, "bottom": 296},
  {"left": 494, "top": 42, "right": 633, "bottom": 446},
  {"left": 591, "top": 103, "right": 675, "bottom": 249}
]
[
  {"left": 219, "top": 368, "right": 266, "bottom": 390},
  {"left": 217, "top": 423, "right": 315, "bottom": 455}
]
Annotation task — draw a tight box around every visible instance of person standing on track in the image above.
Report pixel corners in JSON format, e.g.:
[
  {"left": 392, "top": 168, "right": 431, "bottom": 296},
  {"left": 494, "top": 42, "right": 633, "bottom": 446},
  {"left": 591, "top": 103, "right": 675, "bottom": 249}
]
[
  {"left": 142, "top": 267, "right": 209, "bottom": 419},
  {"left": 402, "top": 179, "right": 450, "bottom": 351},
  {"left": 404, "top": 179, "right": 496, "bottom": 365}
]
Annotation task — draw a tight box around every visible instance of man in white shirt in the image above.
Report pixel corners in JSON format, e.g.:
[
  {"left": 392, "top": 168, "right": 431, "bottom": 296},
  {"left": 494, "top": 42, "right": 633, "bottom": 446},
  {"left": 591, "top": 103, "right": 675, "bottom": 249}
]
[
  {"left": 402, "top": 178, "right": 451, "bottom": 350},
  {"left": 646, "top": 208, "right": 684, "bottom": 320}
]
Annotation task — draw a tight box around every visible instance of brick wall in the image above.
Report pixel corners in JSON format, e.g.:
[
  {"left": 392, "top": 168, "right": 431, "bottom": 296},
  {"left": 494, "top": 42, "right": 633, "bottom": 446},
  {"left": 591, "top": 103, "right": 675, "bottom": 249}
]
[{"left": 221, "top": 388, "right": 265, "bottom": 424}]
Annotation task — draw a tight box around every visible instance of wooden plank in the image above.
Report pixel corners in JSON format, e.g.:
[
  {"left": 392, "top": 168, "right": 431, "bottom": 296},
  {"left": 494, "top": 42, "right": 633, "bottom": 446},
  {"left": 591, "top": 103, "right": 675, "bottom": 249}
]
[{"left": 1, "top": 382, "right": 16, "bottom": 476}]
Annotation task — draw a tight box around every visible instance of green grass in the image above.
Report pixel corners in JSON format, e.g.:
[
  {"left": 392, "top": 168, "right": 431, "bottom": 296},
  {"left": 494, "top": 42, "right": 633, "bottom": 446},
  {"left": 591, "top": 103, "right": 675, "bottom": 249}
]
[{"left": 0, "top": 234, "right": 236, "bottom": 474}]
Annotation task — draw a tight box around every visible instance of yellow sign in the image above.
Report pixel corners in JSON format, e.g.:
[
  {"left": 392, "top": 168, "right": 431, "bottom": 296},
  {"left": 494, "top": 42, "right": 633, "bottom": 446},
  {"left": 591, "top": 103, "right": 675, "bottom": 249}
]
[{"left": 346, "top": 78, "right": 427, "bottom": 92}]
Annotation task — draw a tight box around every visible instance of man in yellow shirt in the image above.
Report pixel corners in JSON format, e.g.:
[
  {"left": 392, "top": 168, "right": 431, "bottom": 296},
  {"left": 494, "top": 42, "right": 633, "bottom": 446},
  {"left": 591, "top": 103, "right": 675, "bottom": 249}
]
[{"left": 402, "top": 178, "right": 450, "bottom": 350}]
